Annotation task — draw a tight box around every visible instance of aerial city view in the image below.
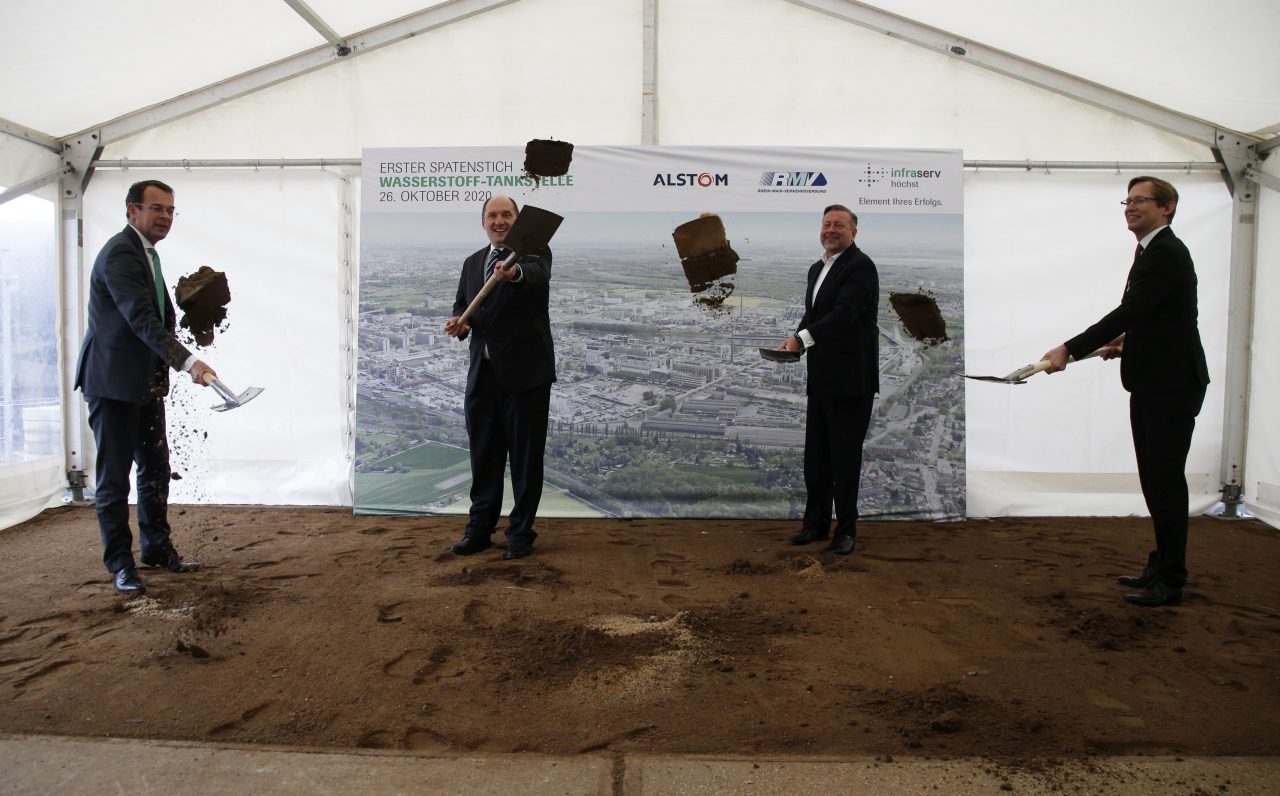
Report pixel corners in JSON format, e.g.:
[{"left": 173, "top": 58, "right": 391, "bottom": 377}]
[{"left": 356, "top": 210, "right": 964, "bottom": 521}]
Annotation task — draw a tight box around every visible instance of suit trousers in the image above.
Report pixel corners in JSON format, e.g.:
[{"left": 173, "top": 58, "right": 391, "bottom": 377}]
[
  {"left": 1129, "top": 386, "right": 1205, "bottom": 588},
  {"left": 802, "top": 392, "right": 875, "bottom": 539},
  {"left": 86, "top": 394, "right": 173, "bottom": 573},
  {"left": 463, "top": 359, "right": 551, "bottom": 542}
]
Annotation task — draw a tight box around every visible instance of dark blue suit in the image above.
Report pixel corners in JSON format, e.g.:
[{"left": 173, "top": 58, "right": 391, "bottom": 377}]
[
  {"left": 1065, "top": 226, "right": 1209, "bottom": 588},
  {"left": 75, "top": 226, "right": 192, "bottom": 574},
  {"left": 796, "top": 244, "right": 880, "bottom": 539},
  {"left": 452, "top": 245, "right": 555, "bottom": 544}
]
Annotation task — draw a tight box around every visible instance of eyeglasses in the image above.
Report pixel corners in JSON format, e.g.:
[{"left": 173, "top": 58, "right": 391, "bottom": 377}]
[
  {"left": 1119, "top": 197, "right": 1158, "bottom": 207},
  {"left": 130, "top": 202, "right": 178, "bottom": 217}
]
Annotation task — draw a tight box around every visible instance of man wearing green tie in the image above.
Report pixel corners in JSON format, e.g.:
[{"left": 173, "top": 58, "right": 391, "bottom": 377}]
[{"left": 74, "top": 180, "right": 218, "bottom": 595}]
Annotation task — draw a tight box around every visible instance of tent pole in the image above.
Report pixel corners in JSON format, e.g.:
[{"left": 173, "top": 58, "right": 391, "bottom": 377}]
[
  {"left": 56, "top": 133, "right": 102, "bottom": 504},
  {"left": 1207, "top": 132, "right": 1261, "bottom": 518},
  {"left": 642, "top": 0, "right": 658, "bottom": 145}
]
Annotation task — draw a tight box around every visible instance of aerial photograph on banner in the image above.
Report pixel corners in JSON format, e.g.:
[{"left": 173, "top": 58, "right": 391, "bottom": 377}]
[{"left": 356, "top": 147, "right": 964, "bottom": 521}]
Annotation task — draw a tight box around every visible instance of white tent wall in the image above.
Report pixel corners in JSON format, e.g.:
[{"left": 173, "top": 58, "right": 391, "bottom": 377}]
[
  {"left": 77, "top": 168, "right": 359, "bottom": 506},
  {"left": 1245, "top": 175, "right": 1280, "bottom": 526},
  {"left": 965, "top": 171, "right": 1230, "bottom": 515},
  {"left": 0, "top": 182, "right": 64, "bottom": 531}
]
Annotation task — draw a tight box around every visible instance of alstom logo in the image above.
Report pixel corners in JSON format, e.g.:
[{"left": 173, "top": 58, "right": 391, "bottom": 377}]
[
  {"left": 653, "top": 172, "right": 729, "bottom": 187},
  {"left": 760, "top": 171, "right": 828, "bottom": 187}
]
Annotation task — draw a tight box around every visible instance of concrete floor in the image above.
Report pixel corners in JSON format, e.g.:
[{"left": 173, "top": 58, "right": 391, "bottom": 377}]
[{"left": 3, "top": 734, "right": 1278, "bottom": 794}]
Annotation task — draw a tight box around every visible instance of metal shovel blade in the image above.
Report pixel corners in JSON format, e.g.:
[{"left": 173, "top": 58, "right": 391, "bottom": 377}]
[
  {"left": 963, "top": 374, "right": 1027, "bottom": 385},
  {"left": 208, "top": 378, "right": 265, "bottom": 412},
  {"left": 759, "top": 347, "right": 801, "bottom": 363}
]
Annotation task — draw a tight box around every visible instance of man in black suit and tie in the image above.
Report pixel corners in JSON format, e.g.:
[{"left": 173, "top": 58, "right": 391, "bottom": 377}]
[
  {"left": 444, "top": 195, "right": 555, "bottom": 560},
  {"left": 777, "top": 204, "right": 880, "bottom": 555},
  {"left": 75, "top": 180, "right": 216, "bottom": 595},
  {"left": 1042, "top": 176, "right": 1210, "bottom": 607}
]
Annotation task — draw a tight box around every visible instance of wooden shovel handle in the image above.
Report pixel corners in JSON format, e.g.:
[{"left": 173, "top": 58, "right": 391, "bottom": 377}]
[
  {"left": 1009, "top": 345, "right": 1117, "bottom": 381},
  {"left": 456, "top": 252, "right": 518, "bottom": 327}
]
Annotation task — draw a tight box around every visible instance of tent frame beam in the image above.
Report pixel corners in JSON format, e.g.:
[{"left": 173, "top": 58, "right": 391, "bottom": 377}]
[
  {"left": 282, "top": 0, "right": 351, "bottom": 54},
  {"left": 0, "top": 117, "right": 60, "bottom": 152}
]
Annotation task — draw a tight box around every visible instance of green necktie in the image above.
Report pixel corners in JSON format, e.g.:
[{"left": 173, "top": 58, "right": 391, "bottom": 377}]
[{"left": 147, "top": 247, "right": 166, "bottom": 321}]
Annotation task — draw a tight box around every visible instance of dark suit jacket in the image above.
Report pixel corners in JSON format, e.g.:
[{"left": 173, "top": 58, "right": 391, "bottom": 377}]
[
  {"left": 1064, "top": 227, "right": 1209, "bottom": 394},
  {"left": 797, "top": 244, "right": 880, "bottom": 398},
  {"left": 75, "top": 226, "right": 191, "bottom": 404},
  {"left": 452, "top": 245, "right": 555, "bottom": 395}
]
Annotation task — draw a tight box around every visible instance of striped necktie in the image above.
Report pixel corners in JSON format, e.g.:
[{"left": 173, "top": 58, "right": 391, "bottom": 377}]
[
  {"left": 147, "top": 247, "right": 166, "bottom": 321},
  {"left": 485, "top": 247, "right": 505, "bottom": 281}
]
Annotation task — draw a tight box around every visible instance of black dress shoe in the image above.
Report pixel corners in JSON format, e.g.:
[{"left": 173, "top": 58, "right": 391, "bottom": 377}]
[
  {"left": 788, "top": 527, "right": 830, "bottom": 545},
  {"left": 1124, "top": 581, "right": 1182, "bottom": 607},
  {"left": 503, "top": 540, "right": 534, "bottom": 560},
  {"left": 114, "top": 567, "right": 146, "bottom": 595},
  {"left": 1117, "top": 574, "right": 1153, "bottom": 589},
  {"left": 450, "top": 532, "right": 492, "bottom": 556},
  {"left": 824, "top": 534, "right": 854, "bottom": 556},
  {"left": 142, "top": 548, "right": 201, "bottom": 573}
]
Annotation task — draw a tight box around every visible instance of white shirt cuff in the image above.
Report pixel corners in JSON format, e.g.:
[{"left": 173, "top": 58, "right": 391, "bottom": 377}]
[{"left": 797, "top": 329, "right": 815, "bottom": 349}]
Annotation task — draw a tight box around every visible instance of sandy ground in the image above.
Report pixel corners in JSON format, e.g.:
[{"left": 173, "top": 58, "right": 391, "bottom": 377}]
[{"left": 1, "top": 506, "right": 1277, "bottom": 789}]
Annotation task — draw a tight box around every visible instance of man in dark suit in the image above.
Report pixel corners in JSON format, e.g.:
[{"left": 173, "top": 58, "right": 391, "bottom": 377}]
[
  {"left": 444, "top": 195, "right": 555, "bottom": 560},
  {"left": 777, "top": 204, "right": 880, "bottom": 555},
  {"left": 75, "top": 180, "right": 216, "bottom": 595},
  {"left": 1042, "top": 176, "right": 1210, "bottom": 607}
]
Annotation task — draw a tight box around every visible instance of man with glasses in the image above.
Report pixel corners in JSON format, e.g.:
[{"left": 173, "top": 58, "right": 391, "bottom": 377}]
[
  {"left": 1041, "top": 176, "right": 1210, "bottom": 607},
  {"left": 75, "top": 180, "right": 217, "bottom": 595}
]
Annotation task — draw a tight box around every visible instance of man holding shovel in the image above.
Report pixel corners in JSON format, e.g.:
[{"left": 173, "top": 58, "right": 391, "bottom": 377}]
[
  {"left": 1040, "top": 176, "right": 1210, "bottom": 607},
  {"left": 444, "top": 196, "right": 555, "bottom": 560},
  {"left": 75, "top": 180, "right": 216, "bottom": 595},
  {"left": 776, "top": 204, "right": 880, "bottom": 556}
]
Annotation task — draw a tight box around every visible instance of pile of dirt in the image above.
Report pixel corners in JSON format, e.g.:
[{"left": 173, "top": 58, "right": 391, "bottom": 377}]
[
  {"left": 888, "top": 291, "right": 948, "bottom": 346},
  {"left": 0, "top": 508, "right": 1277, "bottom": 769},
  {"left": 175, "top": 266, "right": 230, "bottom": 347},
  {"left": 522, "top": 138, "right": 574, "bottom": 182},
  {"left": 672, "top": 214, "right": 738, "bottom": 311}
]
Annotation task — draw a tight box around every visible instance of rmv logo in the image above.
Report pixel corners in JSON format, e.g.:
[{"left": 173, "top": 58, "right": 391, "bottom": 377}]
[{"left": 760, "top": 171, "right": 828, "bottom": 187}]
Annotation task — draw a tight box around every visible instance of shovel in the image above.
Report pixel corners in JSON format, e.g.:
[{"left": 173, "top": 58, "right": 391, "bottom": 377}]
[
  {"left": 202, "top": 372, "right": 265, "bottom": 412},
  {"left": 964, "top": 346, "right": 1115, "bottom": 385},
  {"left": 456, "top": 205, "right": 564, "bottom": 327}
]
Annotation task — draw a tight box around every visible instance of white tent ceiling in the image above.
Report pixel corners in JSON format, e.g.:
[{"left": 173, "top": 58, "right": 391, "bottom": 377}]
[{"left": 1, "top": 0, "right": 1277, "bottom": 529}]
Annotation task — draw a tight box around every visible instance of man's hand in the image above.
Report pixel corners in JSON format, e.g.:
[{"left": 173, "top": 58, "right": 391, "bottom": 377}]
[
  {"left": 1101, "top": 334, "right": 1125, "bottom": 360},
  {"left": 779, "top": 335, "right": 802, "bottom": 353},
  {"left": 190, "top": 360, "right": 216, "bottom": 386},
  {"left": 444, "top": 316, "right": 470, "bottom": 338},
  {"left": 493, "top": 261, "right": 520, "bottom": 283},
  {"left": 1040, "top": 345, "right": 1070, "bottom": 374}
]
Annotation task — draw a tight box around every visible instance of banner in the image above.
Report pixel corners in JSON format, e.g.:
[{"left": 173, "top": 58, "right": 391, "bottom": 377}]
[{"left": 358, "top": 146, "right": 964, "bottom": 520}]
